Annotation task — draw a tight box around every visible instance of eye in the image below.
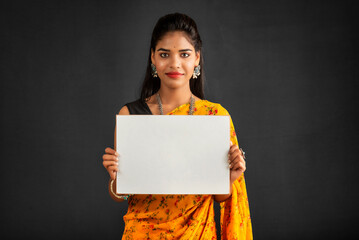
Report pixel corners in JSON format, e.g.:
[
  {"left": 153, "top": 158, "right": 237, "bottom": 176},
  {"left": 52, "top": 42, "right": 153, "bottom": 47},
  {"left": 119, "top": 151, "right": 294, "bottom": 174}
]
[
  {"left": 160, "top": 53, "right": 168, "bottom": 58},
  {"left": 181, "top": 53, "right": 190, "bottom": 58}
]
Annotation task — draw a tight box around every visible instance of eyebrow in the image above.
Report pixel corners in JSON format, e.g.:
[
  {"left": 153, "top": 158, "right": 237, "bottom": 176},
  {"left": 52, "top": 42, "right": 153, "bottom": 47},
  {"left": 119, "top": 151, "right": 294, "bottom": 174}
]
[{"left": 157, "top": 48, "right": 192, "bottom": 52}]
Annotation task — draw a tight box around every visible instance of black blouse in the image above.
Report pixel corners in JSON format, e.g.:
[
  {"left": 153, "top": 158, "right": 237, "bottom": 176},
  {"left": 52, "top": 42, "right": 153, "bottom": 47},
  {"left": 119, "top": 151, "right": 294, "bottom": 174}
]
[{"left": 124, "top": 99, "right": 153, "bottom": 115}]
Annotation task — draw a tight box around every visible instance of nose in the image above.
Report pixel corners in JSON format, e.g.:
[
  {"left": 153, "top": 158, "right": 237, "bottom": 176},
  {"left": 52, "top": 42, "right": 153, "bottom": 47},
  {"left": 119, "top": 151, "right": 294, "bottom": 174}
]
[{"left": 169, "top": 54, "right": 181, "bottom": 69}]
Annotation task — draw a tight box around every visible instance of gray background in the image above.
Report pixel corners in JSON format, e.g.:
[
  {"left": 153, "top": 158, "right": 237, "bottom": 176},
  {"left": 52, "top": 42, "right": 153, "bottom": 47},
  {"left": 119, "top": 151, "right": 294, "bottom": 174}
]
[{"left": 1, "top": 0, "right": 357, "bottom": 239}]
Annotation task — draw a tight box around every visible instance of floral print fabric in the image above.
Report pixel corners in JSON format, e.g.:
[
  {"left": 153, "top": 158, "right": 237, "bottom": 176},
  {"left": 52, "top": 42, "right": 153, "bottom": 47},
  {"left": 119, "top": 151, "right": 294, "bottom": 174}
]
[{"left": 122, "top": 100, "right": 252, "bottom": 240}]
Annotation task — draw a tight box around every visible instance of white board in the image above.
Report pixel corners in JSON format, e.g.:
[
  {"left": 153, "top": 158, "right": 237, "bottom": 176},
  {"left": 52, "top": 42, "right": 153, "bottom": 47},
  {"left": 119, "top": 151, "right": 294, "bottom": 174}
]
[{"left": 116, "top": 115, "right": 230, "bottom": 195}]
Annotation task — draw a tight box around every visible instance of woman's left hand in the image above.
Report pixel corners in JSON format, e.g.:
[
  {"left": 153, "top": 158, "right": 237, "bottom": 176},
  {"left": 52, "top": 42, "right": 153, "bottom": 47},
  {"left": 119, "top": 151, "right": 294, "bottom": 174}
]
[{"left": 228, "top": 142, "right": 246, "bottom": 184}]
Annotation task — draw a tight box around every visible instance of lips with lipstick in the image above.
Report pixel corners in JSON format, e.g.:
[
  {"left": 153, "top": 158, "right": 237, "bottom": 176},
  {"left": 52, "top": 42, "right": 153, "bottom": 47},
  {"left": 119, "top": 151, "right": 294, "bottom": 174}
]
[{"left": 165, "top": 72, "right": 184, "bottom": 78}]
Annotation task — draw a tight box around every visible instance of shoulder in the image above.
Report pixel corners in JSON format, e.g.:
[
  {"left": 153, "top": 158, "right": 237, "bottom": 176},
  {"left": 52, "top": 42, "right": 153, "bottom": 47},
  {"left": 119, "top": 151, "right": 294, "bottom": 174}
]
[
  {"left": 118, "top": 97, "right": 147, "bottom": 115},
  {"left": 125, "top": 98, "right": 143, "bottom": 106},
  {"left": 117, "top": 105, "right": 130, "bottom": 115},
  {"left": 200, "top": 100, "right": 230, "bottom": 116},
  {"left": 119, "top": 98, "right": 152, "bottom": 115}
]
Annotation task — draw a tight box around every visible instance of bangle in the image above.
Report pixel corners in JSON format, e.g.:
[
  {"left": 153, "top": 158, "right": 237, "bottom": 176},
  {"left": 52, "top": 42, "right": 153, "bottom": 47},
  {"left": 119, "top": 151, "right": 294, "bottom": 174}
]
[{"left": 110, "top": 179, "right": 132, "bottom": 200}]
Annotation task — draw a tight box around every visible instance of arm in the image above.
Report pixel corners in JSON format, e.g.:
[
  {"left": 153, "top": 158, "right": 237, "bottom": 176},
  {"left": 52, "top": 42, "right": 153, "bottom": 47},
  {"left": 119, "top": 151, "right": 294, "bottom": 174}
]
[
  {"left": 214, "top": 110, "right": 246, "bottom": 203},
  {"left": 214, "top": 184, "right": 233, "bottom": 203},
  {"left": 214, "top": 142, "right": 246, "bottom": 203},
  {"left": 107, "top": 105, "right": 130, "bottom": 202}
]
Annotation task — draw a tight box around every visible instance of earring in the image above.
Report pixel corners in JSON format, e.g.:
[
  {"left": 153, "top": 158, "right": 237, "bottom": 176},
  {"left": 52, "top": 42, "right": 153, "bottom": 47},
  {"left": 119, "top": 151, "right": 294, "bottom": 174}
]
[
  {"left": 151, "top": 63, "right": 158, "bottom": 78},
  {"left": 192, "top": 65, "right": 201, "bottom": 79}
]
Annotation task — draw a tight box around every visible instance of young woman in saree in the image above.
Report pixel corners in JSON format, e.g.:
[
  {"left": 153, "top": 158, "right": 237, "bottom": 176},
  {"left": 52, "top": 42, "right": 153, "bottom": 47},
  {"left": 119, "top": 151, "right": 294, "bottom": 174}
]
[{"left": 102, "top": 13, "right": 252, "bottom": 239}]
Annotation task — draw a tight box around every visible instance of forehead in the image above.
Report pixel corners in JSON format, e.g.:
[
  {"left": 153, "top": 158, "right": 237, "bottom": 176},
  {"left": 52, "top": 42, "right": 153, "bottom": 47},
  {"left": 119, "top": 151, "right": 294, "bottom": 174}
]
[{"left": 156, "top": 31, "right": 194, "bottom": 50}]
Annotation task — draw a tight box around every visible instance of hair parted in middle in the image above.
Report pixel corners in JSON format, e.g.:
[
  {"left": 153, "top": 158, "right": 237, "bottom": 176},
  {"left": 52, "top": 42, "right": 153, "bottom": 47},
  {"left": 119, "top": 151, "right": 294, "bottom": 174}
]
[{"left": 140, "top": 12, "right": 205, "bottom": 102}]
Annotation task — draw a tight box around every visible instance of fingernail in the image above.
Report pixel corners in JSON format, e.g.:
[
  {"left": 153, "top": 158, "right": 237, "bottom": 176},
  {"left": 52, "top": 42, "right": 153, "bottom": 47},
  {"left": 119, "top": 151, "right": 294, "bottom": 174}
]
[{"left": 115, "top": 152, "right": 119, "bottom": 156}]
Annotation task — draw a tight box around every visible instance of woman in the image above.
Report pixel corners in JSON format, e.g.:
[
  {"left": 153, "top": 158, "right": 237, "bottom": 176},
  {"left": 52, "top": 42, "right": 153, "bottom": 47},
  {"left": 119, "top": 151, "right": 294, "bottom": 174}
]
[{"left": 102, "top": 13, "right": 252, "bottom": 239}]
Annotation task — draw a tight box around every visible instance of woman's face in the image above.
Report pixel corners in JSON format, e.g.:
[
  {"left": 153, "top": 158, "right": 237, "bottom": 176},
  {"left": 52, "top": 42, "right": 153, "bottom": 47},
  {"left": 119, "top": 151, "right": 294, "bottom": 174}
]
[{"left": 151, "top": 31, "right": 200, "bottom": 90}]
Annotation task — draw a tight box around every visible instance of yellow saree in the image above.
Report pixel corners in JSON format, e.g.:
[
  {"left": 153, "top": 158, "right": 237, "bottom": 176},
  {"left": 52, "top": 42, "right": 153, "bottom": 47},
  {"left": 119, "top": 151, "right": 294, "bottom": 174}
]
[{"left": 122, "top": 100, "right": 252, "bottom": 240}]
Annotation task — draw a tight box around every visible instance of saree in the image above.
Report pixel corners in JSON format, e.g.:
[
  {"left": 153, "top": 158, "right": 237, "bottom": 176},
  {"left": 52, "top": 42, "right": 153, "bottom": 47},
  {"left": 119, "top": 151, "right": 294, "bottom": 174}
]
[{"left": 122, "top": 99, "right": 252, "bottom": 240}]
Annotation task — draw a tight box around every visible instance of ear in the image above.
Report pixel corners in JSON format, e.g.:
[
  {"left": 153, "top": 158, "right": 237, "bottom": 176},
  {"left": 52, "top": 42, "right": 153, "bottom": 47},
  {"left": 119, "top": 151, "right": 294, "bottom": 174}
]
[
  {"left": 195, "top": 50, "right": 200, "bottom": 66},
  {"left": 151, "top": 49, "right": 155, "bottom": 65}
]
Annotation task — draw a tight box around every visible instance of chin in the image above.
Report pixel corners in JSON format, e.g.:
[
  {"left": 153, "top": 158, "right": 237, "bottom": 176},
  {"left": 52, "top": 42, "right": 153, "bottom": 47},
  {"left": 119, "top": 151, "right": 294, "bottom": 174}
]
[
  {"left": 163, "top": 82, "right": 184, "bottom": 90},
  {"left": 160, "top": 77, "right": 189, "bottom": 89}
]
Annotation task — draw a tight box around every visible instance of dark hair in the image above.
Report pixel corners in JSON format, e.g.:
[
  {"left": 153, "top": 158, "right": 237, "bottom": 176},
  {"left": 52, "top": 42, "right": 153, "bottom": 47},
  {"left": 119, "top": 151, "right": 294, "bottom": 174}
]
[{"left": 140, "top": 13, "right": 205, "bottom": 102}]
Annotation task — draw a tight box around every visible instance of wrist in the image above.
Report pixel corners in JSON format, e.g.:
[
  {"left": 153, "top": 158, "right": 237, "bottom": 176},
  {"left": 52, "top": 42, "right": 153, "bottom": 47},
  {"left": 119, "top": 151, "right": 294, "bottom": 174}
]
[
  {"left": 213, "top": 183, "right": 233, "bottom": 203},
  {"left": 108, "top": 179, "right": 132, "bottom": 201}
]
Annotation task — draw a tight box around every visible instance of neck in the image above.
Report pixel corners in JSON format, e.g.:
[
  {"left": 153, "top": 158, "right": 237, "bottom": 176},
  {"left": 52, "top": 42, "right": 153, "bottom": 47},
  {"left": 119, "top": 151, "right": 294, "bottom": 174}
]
[{"left": 157, "top": 86, "right": 193, "bottom": 106}]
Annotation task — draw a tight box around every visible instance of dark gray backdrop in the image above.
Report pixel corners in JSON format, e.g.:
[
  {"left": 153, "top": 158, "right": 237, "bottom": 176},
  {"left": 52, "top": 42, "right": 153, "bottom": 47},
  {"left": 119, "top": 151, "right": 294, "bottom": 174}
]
[{"left": 1, "top": 0, "right": 357, "bottom": 239}]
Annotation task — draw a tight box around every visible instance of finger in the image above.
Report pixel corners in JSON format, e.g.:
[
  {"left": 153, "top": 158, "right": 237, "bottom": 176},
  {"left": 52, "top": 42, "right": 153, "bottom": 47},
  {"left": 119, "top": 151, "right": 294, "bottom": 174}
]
[
  {"left": 103, "top": 160, "right": 118, "bottom": 169},
  {"left": 227, "top": 145, "right": 237, "bottom": 158},
  {"left": 230, "top": 160, "right": 240, "bottom": 170},
  {"left": 237, "top": 158, "right": 245, "bottom": 168},
  {"left": 234, "top": 152, "right": 245, "bottom": 162},
  {"left": 102, "top": 154, "right": 119, "bottom": 162},
  {"left": 228, "top": 149, "right": 240, "bottom": 160},
  {"left": 229, "top": 154, "right": 239, "bottom": 168},
  {"left": 231, "top": 159, "right": 246, "bottom": 171},
  {"left": 105, "top": 147, "right": 119, "bottom": 156},
  {"left": 110, "top": 170, "right": 116, "bottom": 180},
  {"left": 233, "top": 160, "right": 246, "bottom": 171},
  {"left": 230, "top": 148, "right": 246, "bottom": 164},
  {"left": 107, "top": 165, "right": 118, "bottom": 173},
  {"left": 229, "top": 145, "right": 239, "bottom": 154},
  {"left": 234, "top": 157, "right": 246, "bottom": 170},
  {"left": 230, "top": 161, "right": 239, "bottom": 170},
  {"left": 238, "top": 161, "right": 246, "bottom": 172},
  {"left": 228, "top": 154, "right": 240, "bottom": 167},
  {"left": 240, "top": 157, "right": 246, "bottom": 166},
  {"left": 109, "top": 168, "right": 118, "bottom": 181}
]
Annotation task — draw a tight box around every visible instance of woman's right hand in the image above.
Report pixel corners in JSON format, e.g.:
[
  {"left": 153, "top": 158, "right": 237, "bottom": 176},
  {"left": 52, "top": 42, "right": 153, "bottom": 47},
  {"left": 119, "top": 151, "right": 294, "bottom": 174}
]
[{"left": 102, "top": 147, "right": 119, "bottom": 180}]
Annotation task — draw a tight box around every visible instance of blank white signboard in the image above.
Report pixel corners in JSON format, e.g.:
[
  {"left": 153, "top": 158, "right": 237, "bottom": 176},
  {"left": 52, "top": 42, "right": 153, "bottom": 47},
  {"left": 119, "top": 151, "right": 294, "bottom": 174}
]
[{"left": 116, "top": 115, "right": 230, "bottom": 195}]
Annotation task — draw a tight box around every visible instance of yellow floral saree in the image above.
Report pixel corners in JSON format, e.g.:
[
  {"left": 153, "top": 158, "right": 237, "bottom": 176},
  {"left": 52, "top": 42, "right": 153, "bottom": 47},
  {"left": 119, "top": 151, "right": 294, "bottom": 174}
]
[{"left": 122, "top": 100, "right": 252, "bottom": 240}]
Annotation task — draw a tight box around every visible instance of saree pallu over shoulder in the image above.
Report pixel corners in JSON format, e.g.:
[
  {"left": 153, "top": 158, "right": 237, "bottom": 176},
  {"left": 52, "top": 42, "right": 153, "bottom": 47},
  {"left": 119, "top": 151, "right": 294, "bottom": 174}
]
[
  {"left": 121, "top": 99, "right": 252, "bottom": 239},
  {"left": 215, "top": 105, "right": 253, "bottom": 240}
]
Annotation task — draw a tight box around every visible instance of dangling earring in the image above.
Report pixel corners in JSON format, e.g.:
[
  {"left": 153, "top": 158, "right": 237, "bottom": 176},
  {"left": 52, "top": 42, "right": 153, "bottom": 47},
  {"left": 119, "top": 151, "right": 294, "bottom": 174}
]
[
  {"left": 192, "top": 65, "right": 201, "bottom": 79},
  {"left": 151, "top": 63, "right": 158, "bottom": 78}
]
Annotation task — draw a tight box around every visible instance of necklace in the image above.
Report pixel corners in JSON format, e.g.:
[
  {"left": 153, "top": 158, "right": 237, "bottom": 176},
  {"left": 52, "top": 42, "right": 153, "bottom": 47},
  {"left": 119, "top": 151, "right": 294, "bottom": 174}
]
[{"left": 156, "top": 93, "right": 195, "bottom": 115}]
